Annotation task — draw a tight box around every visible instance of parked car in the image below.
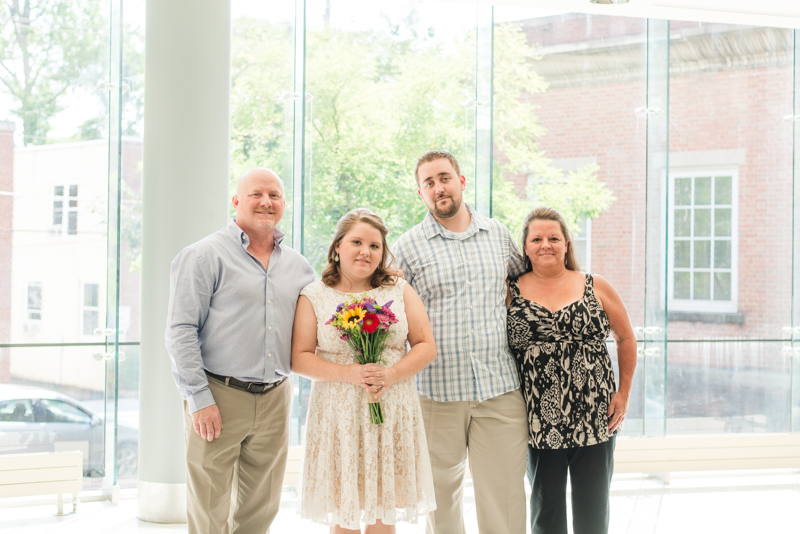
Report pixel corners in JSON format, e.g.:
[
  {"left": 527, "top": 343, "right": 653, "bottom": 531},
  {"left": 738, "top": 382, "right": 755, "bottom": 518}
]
[{"left": 0, "top": 384, "right": 138, "bottom": 478}]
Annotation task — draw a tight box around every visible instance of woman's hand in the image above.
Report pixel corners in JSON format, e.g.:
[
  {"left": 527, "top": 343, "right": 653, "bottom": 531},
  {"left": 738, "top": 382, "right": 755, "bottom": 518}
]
[
  {"left": 362, "top": 364, "right": 400, "bottom": 400},
  {"left": 342, "top": 363, "right": 389, "bottom": 393},
  {"left": 607, "top": 391, "right": 629, "bottom": 434}
]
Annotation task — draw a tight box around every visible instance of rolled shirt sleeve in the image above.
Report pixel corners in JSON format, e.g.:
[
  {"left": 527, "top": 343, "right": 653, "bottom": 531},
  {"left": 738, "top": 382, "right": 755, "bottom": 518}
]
[{"left": 165, "top": 248, "right": 217, "bottom": 413}]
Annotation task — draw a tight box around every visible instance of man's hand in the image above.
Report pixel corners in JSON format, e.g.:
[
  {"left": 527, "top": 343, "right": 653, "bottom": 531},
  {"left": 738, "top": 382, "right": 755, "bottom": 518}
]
[{"left": 192, "top": 405, "right": 223, "bottom": 442}]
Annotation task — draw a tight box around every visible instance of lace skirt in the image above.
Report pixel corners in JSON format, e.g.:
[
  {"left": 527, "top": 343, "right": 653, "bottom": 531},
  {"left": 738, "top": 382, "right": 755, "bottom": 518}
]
[{"left": 299, "top": 377, "right": 436, "bottom": 529}]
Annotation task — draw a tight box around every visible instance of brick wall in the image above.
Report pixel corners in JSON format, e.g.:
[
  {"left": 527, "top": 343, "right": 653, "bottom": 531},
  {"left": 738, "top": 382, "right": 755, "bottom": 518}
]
[{"left": 515, "top": 19, "right": 794, "bottom": 345}]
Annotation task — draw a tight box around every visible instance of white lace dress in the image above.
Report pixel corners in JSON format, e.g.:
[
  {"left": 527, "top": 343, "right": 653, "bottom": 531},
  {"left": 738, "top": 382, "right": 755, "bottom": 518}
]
[{"left": 299, "top": 279, "right": 436, "bottom": 529}]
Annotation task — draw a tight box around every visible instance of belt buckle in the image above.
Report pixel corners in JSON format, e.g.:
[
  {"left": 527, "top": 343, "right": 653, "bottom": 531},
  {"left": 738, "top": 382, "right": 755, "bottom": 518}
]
[{"left": 248, "top": 382, "right": 267, "bottom": 393}]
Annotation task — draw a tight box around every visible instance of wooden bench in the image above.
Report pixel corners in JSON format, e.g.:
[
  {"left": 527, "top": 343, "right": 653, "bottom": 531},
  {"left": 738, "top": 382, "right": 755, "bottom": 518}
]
[
  {"left": 615, "top": 433, "right": 800, "bottom": 481},
  {"left": 0, "top": 451, "right": 83, "bottom": 515}
]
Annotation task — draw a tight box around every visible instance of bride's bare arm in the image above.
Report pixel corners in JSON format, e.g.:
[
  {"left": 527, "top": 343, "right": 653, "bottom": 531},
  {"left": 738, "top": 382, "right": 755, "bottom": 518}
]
[
  {"left": 372, "top": 283, "right": 436, "bottom": 400},
  {"left": 291, "top": 295, "right": 378, "bottom": 391}
]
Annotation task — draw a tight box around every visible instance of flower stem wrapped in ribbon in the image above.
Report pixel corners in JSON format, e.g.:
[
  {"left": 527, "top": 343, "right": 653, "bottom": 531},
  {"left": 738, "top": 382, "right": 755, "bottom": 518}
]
[{"left": 326, "top": 294, "right": 399, "bottom": 425}]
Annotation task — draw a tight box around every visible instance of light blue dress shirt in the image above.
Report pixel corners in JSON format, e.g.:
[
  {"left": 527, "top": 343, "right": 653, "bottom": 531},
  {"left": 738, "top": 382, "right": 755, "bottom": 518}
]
[
  {"left": 165, "top": 220, "right": 314, "bottom": 412},
  {"left": 393, "top": 206, "right": 526, "bottom": 402}
]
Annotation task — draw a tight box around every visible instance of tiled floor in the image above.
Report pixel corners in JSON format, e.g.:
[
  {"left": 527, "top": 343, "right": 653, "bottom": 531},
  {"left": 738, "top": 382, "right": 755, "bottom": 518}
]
[{"left": 2, "top": 470, "right": 799, "bottom": 533}]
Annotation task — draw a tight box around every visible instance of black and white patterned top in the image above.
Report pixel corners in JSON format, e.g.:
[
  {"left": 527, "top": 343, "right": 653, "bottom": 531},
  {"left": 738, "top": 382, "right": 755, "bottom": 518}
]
[{"left": 507, "top": 274, "right": 617, "bottom": 449}]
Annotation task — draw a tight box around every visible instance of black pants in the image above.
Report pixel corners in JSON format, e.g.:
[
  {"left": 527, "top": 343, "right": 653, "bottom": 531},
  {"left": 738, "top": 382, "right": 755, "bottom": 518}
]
[{"left": 527, "top": 436, "right": 616, "bottom": 534}]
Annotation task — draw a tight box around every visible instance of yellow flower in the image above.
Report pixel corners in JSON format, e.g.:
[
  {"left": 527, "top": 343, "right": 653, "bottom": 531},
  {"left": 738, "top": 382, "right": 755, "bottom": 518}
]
[{"left": 340, "top": 307, "right": 365, "bottom": 330}]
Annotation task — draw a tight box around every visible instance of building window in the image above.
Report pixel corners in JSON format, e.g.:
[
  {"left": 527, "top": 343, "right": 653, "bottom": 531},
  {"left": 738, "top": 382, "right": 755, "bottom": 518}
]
[
  {"left": 53, "top": 185, "right": 78, "bottom": 235},
  {"left": 27, "top": 282, "right": 42, "bottom": 321},
  {"left": 572, "top": 218, "right": 591, "bottom": 272},
  {"left": 82, "top": 283, "right": 100, "bottom": 335},
  {"left": 669, "top": 171, "right": 737, "bottom": 312}
]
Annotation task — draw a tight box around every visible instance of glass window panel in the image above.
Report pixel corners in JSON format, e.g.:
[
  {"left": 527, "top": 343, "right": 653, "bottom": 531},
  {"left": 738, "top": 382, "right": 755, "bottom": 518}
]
[
  {"left": 53, "top": 200, "right": 63, "bottom": 225},
  {"left": 675, "top": 177, "right": 691, "bottom": 205},
  {"left": 573, "top": 240, "right": 587, "bottom": 270},
  {"left": 674, "top": 271, "right": 691, "bottom": 299},
  {"left": 83, "top": 310, "right": 99, "bottom": 335},
  {"left": 674, "top": 240, "right": 690, "bottom": 268},
  {"left": 693, "top": 240, "right": 710, "bottom": 268},
  {"left": 27, "top": 284, "right": 42, "bottom": 311},
  {"left": 694, "top": 176, "right": 712, "bottom": 205},
  {"left": 694, "top": 272, "right": 711, "bottom": 300},
  {"left": 67, "top": 211, "right": 78, "bottom": 235},
  {"left": 39, "top": 399, "right": 93, "bottom": 424},
  {"left": 54, "top": 186, "right": 64, "bottom": 196},
  {"left": 666, "top": 342, "right": 789, "bottom": 434},
  {"left": 69, "top": 199, "right": 78, "bottom": 208},
  {"left": 667, "top": 22, "right": 792, "bottom": 340},
  {"left": 694, "top": 208, "right": 711, "bottom": 236},
  {"left": 84, "top": 284, "right": 99, "bottom": 307},
  {"left": 0, "top": 399, "right": 36, "bottom": 422},
  {"left": 69, "top": 185, "right": 78, "bottom": 197},
  {"left": 715, "top": 176, "right": 732, "bottom": 204},
  {"left": 674, "top": 209, "right": 691, "bottom": 236},
  {"left": 714, "top": 240, "right": 732, "bottom": 269},
  {"left": 714, "top": 272, "right": 732, "bottom": 301},
  {"left": 714, "top": 208, "right": 732, "bottom": 236},
  {"left": 0, "top": 347, "right": 110, "bottom": 489}
]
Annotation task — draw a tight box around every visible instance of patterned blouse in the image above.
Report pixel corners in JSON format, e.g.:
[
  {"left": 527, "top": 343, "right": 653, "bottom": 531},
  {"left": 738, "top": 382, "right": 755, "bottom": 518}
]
[{"left": 507, "top": 274, "right": 617, "bottom": 449}]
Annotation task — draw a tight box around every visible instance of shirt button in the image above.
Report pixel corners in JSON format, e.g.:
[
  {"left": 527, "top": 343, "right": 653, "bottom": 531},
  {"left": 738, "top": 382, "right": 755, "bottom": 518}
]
[
  {"left": 268, "top": 353, "right": 272, "bottom": 358},
  {"left": 268, "top": 326, "right": 272, "bottom": 330},
  {"left": 267, "top": 300, "right": 272, "bottom": 304},
  {"left": 469, "top": 305, "right": 473, "bottom": 310}
]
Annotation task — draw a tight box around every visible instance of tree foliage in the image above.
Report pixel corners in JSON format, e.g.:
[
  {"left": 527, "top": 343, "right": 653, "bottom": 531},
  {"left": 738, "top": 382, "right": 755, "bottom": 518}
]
[{"left": 0, "top": 0, "right": 106, "bottom": 144}]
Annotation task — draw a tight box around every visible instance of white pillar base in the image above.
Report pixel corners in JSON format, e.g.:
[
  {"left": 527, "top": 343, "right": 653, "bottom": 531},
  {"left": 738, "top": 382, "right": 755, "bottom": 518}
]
[{"left": 137, "top": 480, "right": 187, "bottom": 524}]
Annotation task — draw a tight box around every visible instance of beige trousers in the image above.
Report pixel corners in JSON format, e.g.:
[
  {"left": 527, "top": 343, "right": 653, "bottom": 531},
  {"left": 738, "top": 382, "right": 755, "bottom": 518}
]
[
  {"left": 184, "top": 375, "right": 293, "bottom": 534},
  {"left": 418, "top": 389, "right": 528, "bottom": 534}
]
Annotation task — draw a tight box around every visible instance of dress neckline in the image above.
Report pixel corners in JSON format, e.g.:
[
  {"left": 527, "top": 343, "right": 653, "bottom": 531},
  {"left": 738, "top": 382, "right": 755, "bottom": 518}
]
[{"left": 513, "top": 274, "right": 590, "bottom": 315}]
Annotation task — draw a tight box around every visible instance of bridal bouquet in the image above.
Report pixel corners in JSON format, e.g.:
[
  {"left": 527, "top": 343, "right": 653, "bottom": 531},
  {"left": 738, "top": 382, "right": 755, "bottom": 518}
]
[{"left": 326, "top": 294, "right": 399, "bottom": 425}]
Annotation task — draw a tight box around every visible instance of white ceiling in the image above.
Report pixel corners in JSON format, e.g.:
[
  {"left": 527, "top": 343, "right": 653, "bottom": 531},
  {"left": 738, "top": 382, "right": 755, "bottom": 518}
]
[{"left": 458, "top": 0, "right": 800, "bottom": 29}]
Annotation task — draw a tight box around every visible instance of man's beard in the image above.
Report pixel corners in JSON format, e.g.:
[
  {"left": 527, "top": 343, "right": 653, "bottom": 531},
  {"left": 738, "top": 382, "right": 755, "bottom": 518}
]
[{"left": 431, "top": 194, "right": 462, "bottom": 219}]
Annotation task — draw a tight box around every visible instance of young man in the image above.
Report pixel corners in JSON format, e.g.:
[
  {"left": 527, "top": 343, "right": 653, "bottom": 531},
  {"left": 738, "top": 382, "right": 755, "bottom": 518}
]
[
  {"left": 393, "top": 151, "right": 529, "bottom": 533},
  {"left": 166, "top": 168, "right": 314, "bottom": 533}
]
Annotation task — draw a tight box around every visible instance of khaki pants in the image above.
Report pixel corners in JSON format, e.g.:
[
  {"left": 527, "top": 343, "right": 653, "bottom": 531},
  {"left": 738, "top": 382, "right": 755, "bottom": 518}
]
[
  {"left": 184, "top": 376, "right": 293, "bottom": 534},
  {"left": 419, "top": 389, "right": 528, "bottom": 534}
]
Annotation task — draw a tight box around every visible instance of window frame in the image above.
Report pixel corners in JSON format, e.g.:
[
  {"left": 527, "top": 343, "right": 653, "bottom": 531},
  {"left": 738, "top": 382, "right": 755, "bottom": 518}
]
[
  {"left": 26, "top": 281, "right": 42, "bottom": 322},
  {"left": 667, "top": 167, "right": 739, "bottom": 314},
  {"left": 52, "top": 184, "right": 79, "bottom": 235}
]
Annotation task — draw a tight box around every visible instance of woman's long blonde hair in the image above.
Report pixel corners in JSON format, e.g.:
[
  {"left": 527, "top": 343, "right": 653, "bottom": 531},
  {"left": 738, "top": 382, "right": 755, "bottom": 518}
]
[
  {"left": 321, "top": 208, "right": 396, "bottom": 288},
  {"left": 521, "top": 206, "right": 581, "bottom": 272}
]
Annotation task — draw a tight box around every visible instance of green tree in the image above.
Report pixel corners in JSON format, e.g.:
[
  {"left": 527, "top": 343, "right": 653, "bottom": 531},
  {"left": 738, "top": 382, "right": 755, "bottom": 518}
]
[
  {"left": 230, "top": 14, "right": 616, "bottom": 271},
  {"left": 0, "top": 0, "right": 106, "bottom": 145}
]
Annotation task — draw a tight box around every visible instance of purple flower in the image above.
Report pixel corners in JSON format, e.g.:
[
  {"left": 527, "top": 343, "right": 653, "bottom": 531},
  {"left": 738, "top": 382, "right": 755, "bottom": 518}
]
[
  {"left": 384, "top": 300, "right": 394, "bottom": 309},
  {"left": 336, "top": 304, "right": 345, "bottom": 312},
  {"left": 364, "top": 301, "right": 377, "bottom": 313}
]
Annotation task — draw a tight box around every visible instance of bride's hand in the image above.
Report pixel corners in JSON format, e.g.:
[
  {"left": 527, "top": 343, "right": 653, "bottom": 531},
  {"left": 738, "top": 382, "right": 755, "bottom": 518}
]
[
  {"left": 363, "top": 364, "right": 398, "bottom": 400},
  {"left": 342, "top": 363, "right": 383, "bottom": 392}
]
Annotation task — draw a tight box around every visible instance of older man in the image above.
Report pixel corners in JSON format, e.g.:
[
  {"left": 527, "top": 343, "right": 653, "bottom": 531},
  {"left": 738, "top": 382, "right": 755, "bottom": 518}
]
[
  {"left": 166, "top": 168, "right": 314, "bottom": 533},
  {"left": 393, "top": 151, "right": 529, "bottom": 534}
]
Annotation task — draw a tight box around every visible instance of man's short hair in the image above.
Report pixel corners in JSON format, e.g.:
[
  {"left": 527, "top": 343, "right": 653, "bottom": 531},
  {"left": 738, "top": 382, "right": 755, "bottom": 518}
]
[{"left": 414, "top": 150, "right": 461, "bottom": 185}]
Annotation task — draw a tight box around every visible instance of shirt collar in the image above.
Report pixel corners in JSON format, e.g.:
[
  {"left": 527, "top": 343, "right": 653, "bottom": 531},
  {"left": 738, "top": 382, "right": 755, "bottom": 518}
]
[
  {"left": 228, "top": 219, "right": 285, "bottom": 248},
  {"left": 422, "top": 204, "right": 489, "bottom": 240}
]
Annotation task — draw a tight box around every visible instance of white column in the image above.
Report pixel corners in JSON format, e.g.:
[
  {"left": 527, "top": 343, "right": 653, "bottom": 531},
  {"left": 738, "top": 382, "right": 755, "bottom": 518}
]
[{"left": 138, "top": 0, "right": 231, "bottom": 523}]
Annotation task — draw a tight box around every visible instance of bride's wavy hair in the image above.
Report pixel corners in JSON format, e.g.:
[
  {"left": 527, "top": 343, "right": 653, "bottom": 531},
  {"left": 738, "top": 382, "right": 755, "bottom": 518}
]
[
  {"left": 321, "top": 208, "right": 397, "bottom": 289},
  {"left": 520, "top": 206, "right": 581, "bottom": 272}
]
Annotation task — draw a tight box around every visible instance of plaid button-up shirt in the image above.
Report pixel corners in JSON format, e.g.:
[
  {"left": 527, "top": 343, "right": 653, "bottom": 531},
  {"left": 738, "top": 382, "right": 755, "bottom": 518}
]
[{"left": 393, "top": 206, "right": 526, "bottom": 402}]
